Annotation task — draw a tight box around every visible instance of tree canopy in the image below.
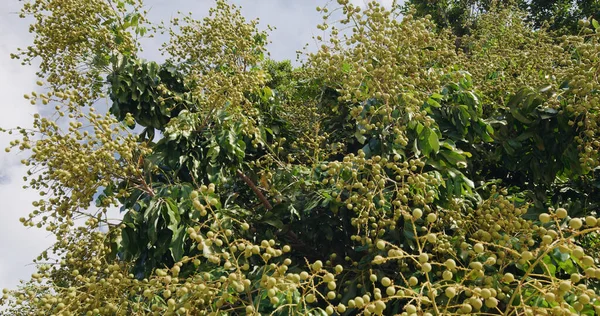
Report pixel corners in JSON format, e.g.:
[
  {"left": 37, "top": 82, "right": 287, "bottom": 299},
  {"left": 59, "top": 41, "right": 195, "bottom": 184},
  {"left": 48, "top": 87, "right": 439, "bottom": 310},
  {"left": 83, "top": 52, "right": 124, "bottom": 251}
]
[
  {"left": 2, "top": 0, "right": 600, "bottom": 315},
  {"left": 405, "top": 0, "right": 600, "bottom": 35}
]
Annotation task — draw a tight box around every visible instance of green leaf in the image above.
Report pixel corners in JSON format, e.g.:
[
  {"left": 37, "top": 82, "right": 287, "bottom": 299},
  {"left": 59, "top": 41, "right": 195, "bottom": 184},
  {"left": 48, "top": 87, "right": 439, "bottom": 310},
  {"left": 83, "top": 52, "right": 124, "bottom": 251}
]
[
  {"left": 164, "top": 198, "right": 180, "bottom": 233},
  {"left": 342, "top": 63, "right": 352, "bottom": 73},
  {"left": 541, "top": 255, "right": 556, "bottom": 277},
  {"left": 593, "top": 19, "right": 599, "bottom": 30},
  {"left": 170, "top": 226, "right": 185, "bottom": 262},
  {"left": 262, "top": 218, "right": 284, "bottom": 230},
  {"left": 354, "top": 130, "right": 367, "bottom": 144},
  {"left": 428, "top": 129, "right": 440, "bottom": 154}
]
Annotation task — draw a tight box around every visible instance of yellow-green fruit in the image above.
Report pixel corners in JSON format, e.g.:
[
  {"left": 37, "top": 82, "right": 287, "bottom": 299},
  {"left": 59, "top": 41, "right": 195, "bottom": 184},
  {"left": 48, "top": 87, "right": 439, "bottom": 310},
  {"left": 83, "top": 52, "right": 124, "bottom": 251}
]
[
  {"left": 544, "top": 292, "right": 555, "bottom": 302},
  {"left": 408, "top": 276, "right": 418, "bottom": 286},
  {"left": 474, "top": 243, "right": 484, "bottom": 254},
  {"left": 485, "top": 297, "right": 498, "bottom": 308},
  {"left": 312, "top": 260, "right": 323, "bottom": 271},
  {"left": 421, "top": 262, "right": 432, "bottom": 273},
  {"left": 539, "top": 213, "right": 551, "bottom": 223},
  {"left": 585, "top": 216, "right": 597, "bottom": 227},
  {"left": 578, "top": 293, "right": 590, "bottom": 305},
  {"left": 559, "top": 280, "right": 571, "bottom": 292},
  {"left": 470, "top": 298, "right": 483, "bottom": 310},
  {"left": 412, "top": 208, "right": 423, "bottom": 219},
  {"left": 426, "top": 213, "right": 437, "bottom": 223},
  {"left": 381, "top": 277, "right": 391, "bottom": 287},
  {"left": 386, "top": 286, "right": 395, "bottom": 296},
  {"left": 443, "top": 270, "right": 452, "bottom": 280},
  {"left": 521, "top": 251, "right": 534, "bottom": 261},
  {"left": 569, "top": 218, "right": 583, "bottom": 230},
  {"left": 376, "top": 240, "right": 386, "bottom": 250},
  {"left": 556, "top": 208, "right": 568, "bottom": 219},
  {"left": 581, "top": 255, "right": 594, "bottom": 267}
]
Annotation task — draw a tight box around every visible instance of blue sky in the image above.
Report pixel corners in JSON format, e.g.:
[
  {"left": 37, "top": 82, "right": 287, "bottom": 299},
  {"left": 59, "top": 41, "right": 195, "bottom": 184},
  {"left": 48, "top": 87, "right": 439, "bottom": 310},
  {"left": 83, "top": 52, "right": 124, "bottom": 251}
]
[{"left": 0, "top": 0, "right": 397, "bottom": 292}]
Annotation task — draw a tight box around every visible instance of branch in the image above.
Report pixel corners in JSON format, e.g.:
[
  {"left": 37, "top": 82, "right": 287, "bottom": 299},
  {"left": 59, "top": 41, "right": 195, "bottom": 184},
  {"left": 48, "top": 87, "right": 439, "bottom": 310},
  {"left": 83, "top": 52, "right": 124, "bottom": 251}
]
[{"left": 236, "top": 169, "right": 272, "bottom": 210}]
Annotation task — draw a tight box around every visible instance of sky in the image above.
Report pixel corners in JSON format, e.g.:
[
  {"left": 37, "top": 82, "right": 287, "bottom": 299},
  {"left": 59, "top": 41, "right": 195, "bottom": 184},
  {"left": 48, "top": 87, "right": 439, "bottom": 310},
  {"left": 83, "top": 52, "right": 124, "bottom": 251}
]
[{"left": 0, "top": 0, "right": 397, "bottom": 294}]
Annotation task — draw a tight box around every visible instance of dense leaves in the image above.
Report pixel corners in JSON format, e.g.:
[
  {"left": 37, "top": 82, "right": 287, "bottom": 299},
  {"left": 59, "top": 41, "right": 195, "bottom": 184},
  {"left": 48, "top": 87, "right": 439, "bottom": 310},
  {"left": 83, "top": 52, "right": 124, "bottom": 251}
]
[{"left": 405, "top": 0, "right": 600, "bottom": 35}]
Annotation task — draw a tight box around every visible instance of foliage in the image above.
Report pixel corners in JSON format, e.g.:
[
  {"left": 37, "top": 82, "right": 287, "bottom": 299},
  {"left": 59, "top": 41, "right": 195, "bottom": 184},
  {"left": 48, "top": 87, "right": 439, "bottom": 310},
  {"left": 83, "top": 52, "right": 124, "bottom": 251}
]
[
  {"left": 2, "top": 0, "right": 600, "bottom": 315},
  {"left": 404, "top": 0, "right": 600, "bottom": 35}
]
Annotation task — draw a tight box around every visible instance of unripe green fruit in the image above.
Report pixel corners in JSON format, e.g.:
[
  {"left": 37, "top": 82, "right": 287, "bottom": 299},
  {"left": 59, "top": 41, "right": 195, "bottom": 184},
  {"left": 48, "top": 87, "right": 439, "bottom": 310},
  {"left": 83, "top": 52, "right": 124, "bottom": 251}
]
[
  {"left": 460, "top": 304, "right": 472, "bottom": 313},
  {"left": 556, "top": 208, "right": 568, "bottom": 219},
  {"left": 426, "top": 213, "right": 437, "bottom": 223},
  {"left": 470, "top": 262, "right": 483, "bottom": 270},
  {"left": 443, "top": 270, "right": 452, "bottom": 280},
  {"left": 408, "top": 276, "right": 418, "bottom": 286},
  {"left": 386, "top": 286, "right": 395, "bottom": 296},
  {"left": 578, "top": 293, "right": 590, "bottom": 304},
  {"left": 324, "top": 273, "right": 335, "bottom": 283},
  {"left": 485, "top": 297, "right": 498, "bottom": 308},
  {"left": 581, "top": 255, "right": 594, "bottom": 267},
  {"left": 569, "top": 218, "right": 583, "bottom": 230},
  {"left": 306, "top": 293, "right": 316, "bottom": 303},
  {"left": 412, "top": 208, "right": 423, "bottom": 219},
  {"left": 559, "top": 280, "right": 571, "bottom": 292},
  {"left": 503, "top": 273, "right": 515, "bottom": 283},
  {"left": 445, "top": 287, "right": 456, "bottom": 298},
  {"left": 312, "top": 260, "right": 323, "bottom": 271},
  {"left": 445, "top": 259, "right": 456, "bottom": 270},
  {"left": 381, "top": 277, "right": 391, "bottom": 287},
  {"left": 573, "top": 247, "right": 585, "bottom": 259},
  {"left": 327, "top": 281, "right": 336, "bottom": 290},
  {"left": 474, "top": 243, "right": 484, "bottom": 254},
  {"left": 376, "top": 240, "right": 385, "bottom": 250},
  {"left": 426, "top": 233, "right": 437, "bottom": 243},
  {"left": 470, "top": 298, "right": 482, "bottom": 310},
  {"left": 370, "top": 274, "right": 377, "bottom": 282},
  {"left": 539, "top": 213, "right": 551, "bottom": 223},
  {"left": 421, "top": 263, "right": 432, "bottom": 273}
]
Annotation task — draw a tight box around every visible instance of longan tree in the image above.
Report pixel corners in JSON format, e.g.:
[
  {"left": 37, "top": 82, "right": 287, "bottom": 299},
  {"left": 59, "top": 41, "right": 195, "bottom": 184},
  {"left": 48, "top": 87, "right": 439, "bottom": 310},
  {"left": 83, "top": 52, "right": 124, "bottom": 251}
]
[{"left": 2, "top": 0, "right": 600, "bottom": 315}]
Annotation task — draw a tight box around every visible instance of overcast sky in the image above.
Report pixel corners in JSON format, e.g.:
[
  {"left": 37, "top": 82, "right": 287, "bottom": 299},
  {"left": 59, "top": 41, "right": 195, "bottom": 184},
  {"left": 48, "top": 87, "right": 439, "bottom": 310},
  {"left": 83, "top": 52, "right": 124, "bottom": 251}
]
[{"left": 0, "top": 0, "right": 397, "bottom": 293}]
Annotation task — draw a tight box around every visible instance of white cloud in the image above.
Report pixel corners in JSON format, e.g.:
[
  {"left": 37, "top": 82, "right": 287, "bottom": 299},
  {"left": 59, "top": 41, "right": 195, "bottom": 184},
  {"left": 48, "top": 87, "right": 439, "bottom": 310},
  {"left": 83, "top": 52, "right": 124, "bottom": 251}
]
[{"left": 0, "top": 3, "right": 52, "bottom": 292}]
